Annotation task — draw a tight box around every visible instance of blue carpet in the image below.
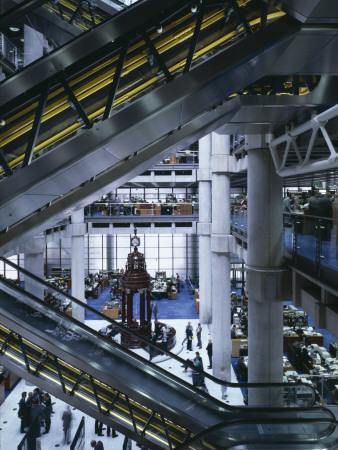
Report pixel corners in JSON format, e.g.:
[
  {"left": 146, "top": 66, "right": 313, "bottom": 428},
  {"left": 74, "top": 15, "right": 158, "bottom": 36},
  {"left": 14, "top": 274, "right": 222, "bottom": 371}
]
[
  {"left": 85, "top": 281, "right": 199, "bottom": 321},
  {"left": 85, "top": 287, "right": 111, "bottom": 320}
]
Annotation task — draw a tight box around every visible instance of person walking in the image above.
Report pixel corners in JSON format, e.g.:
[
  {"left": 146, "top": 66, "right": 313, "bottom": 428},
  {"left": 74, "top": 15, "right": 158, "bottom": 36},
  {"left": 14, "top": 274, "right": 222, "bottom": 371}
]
[
  {"left": 91, "top": 439, "right": 104, "bottom": 449},
  {"left": 61, "top": 405, "right": 73, "bottom": 445},
  {"left": 196, "top": 323, "right": 202, "bottom": 348},
  {"left": 206, "top": 338, "right": 213, "bottom": 369},
  {"left": 107, "top": 425, "right": 118, "bottom": 438},
  {"left": 95, "top": 420, "right": 118, "bottom": 438},
  {"left": 95, "top": 419, "right": 104, "bottom": 436}
]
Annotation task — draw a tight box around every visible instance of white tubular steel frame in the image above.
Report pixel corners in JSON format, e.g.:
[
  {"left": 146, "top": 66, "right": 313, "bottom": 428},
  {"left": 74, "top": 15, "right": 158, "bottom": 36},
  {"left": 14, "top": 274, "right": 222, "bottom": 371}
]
[{"left": 269, "top": 104, "right": 338, "bottom": 177}]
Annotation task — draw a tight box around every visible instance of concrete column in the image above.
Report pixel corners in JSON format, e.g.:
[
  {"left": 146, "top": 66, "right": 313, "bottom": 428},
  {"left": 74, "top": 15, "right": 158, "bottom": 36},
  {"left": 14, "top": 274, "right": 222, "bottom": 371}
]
[
  {"left": 106, "top": 235, "right": 114, "bottom": 270},
  {"left": 211, "top": 133, "right": 233, "bottom": 381},
  {"left": 246, "top": 135, "right": 284, "bottom": 406},
  {"left": 24, "top": 25, "right": 45, "bottom": 66},
  {"left": 24, "top": 235, "right": 45, "bottom": 301},
  {"left": 198, "top": 135, "right": 212, "bottom": 324},
  {"left": 70, "top": 209, "right": 86, "bottom": 322}
]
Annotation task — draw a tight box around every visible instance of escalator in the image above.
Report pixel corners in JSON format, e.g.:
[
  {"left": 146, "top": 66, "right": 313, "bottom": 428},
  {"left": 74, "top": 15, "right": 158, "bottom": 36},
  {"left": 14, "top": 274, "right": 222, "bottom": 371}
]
[
  {"left": 0, "top": 0, "right": 311, "bottom": 254},
  {"left": 0, "top": 256, "right": 337, "bottom": 449}
]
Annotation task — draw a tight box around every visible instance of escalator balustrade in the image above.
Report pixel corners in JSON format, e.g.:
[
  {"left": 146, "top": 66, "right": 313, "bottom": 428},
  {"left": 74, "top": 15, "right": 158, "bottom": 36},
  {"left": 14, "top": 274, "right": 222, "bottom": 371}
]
[{"left": 0, "top": 257, "right": 336, "bottom": 449}]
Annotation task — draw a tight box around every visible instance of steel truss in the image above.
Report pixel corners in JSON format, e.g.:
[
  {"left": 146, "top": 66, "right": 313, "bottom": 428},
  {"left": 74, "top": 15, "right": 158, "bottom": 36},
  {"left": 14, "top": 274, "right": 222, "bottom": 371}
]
[{"left": 269, "top": 104, "right": 338, "bottom": 177}]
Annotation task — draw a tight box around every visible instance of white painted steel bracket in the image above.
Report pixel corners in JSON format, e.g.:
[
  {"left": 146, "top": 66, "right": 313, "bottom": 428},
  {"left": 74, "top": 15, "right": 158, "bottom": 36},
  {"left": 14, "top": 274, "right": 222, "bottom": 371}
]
[{"left": 269, "top": 104, "right": 338, "bottom": 177}]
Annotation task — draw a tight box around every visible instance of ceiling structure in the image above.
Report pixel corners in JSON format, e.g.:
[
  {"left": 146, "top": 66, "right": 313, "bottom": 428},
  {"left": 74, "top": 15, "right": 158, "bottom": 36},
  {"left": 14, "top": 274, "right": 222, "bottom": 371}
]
[{"left": 1, "top": 0, "right": 338, "bottom": 253}]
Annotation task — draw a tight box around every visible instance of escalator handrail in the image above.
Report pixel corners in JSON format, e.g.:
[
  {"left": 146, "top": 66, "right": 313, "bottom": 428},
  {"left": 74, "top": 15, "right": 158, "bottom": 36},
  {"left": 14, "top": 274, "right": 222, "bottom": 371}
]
[
  {"left": 175, "top": 414, "right": 338, "bottom": 449},
  {"left": 0, "top": 256, "right": 318, "bottom": 401},
  {"left": 0, "top": 278, "right": 332, "bottom": 429}
]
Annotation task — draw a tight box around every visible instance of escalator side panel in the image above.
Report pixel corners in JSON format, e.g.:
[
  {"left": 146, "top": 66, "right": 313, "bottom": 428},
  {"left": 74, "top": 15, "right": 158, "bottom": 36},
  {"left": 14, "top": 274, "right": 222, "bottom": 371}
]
[{"left": 0, "top": 285, "right": 227, "bottom": 433}]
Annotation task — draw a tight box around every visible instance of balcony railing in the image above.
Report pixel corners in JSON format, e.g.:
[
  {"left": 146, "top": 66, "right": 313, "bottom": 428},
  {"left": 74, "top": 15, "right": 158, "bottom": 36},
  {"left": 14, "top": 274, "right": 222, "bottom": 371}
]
[{"left": 0, "top": 33, "right": 23, "bottom": 71}]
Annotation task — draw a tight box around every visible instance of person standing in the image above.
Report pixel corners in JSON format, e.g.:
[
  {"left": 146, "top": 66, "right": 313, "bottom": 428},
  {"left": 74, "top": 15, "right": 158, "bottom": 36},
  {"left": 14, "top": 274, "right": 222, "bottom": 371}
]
[
  {"left": 42, "top": 393, "right": 52, "bottom": 434},
  {"left": 235, "top": 356, "right": 248, "bottom": 382},
  {"left": 152, "top": 301, "right": 158, "bottom": 322},
  {"left": 95, "top": 419, "right": 104, "bottom": 436},
  {"left": 27, "top": 398, "right": 44, "bottom": 449},
  {"left": 107, "top": 425, "right": 118, "bottom": 438},
  {"left": 91, "top": 440, "right": 104, "bottom": 450},
  {"left": 206, "top": 338, "right": 213, "bottom": 369},
  {"left": 176, "top": 273, "right": 181, "bottom": 293},
  {"left": 186, "top": 322, "right": 193, "bottom": 351},
  {"left": 61, "top": 405, "right": 73, "bottom": 445},
  {"left": 18, "top": 391, "right": 28, "bottom": 433},
  {"left": 196, "top": 323, "right": 202, "bottom": 348}
]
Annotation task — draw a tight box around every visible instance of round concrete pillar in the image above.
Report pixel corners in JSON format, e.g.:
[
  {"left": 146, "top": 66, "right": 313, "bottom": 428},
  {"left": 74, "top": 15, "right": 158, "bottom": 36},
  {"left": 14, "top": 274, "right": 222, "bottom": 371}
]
[
  {"left": 211, "top": 133, "right": 232, "bottom": 381},
  {"left": 198, "top": 134, "right": 212, "bottom": 325},
  {"left": 246, "top": 135, "right": 284, "bottom": 406}
]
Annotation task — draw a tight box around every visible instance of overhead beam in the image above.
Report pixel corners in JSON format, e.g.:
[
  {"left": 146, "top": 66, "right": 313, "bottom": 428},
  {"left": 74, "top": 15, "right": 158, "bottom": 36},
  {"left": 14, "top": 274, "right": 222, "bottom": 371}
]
[
  {"left": 0, "top": 0, "right": 46, "bottom": 30},
  {"left": 183, "top": 1, "right": 205, "bottom": 74},
  {"left": 103, "top": 37, "right": 130, "bottom": 121},
  {"left": 22, "top": 81, "right": 50, "bottom": 167},
  {"left": 0, "top": 0, "right": 193, "bottom": 109}
]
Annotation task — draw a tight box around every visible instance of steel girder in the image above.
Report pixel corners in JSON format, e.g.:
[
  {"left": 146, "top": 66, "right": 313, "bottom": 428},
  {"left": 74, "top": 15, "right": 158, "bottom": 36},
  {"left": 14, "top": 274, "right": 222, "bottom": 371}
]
[
  {"left": 0, "top": 15, "right": 301, "bottom": 253},
  {"left": 269, "top": 104, "right": 338, "bottom": 177},
  {"left": 0, "top": 0, "right": 195, "bottom": 108}
]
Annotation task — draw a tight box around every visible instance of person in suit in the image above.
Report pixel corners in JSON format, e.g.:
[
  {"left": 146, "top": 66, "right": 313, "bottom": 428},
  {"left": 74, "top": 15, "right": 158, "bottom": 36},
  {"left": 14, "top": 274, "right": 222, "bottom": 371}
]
[
  {"left": 18, "top": 391, "right": 28, "bottom": 433},
  {"left": 27, "top": 398, "right": 44, "bottom": 447},
  {"left": 206, "top": 338, "right": 213, "bottom": 369},
  {"left": 91, "top": 440, "right": 104, "bottom": 450},
  {"left": 95, "top": 419, "right": 118, "bottom": 438},
  {"left": 196, "top": 323, "right": 202, "bottom": 348},
  {"left": 186, "top": 322, "right": 193, "bottom": 351},
  {"left": 235, "top": 356, "right": 248, "bottom": 382},
  {"left": 42, "top": 393, "right": 52, "bottom": 434},
  {"left": 61, "top": 405, "right": 73, "bottom": 445}
]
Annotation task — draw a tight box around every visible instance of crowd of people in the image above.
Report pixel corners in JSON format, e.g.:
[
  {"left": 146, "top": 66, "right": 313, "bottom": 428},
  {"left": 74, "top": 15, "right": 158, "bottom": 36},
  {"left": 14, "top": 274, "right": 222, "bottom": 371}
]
[{"left": 283, "top": 190, "right": 335, "bottom": 217}]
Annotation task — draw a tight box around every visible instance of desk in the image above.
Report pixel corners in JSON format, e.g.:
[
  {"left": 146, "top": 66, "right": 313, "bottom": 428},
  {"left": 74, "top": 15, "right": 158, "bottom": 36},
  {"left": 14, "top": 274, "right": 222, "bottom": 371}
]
[
  {"left": 232, "top": 338, "right": 248, "bottom": 357},
  {"left": 283, "top": 334, "right": 323, "bottom": 352},
  {"left": 102, "top": 307, "right": 119, "bottom": 320}
]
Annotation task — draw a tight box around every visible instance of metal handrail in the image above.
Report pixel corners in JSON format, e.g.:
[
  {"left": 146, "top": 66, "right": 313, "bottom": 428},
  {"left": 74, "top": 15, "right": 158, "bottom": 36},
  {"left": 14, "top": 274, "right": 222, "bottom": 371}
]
[{"left": 0, "top": 256, "right": 318, "bottom": 408}]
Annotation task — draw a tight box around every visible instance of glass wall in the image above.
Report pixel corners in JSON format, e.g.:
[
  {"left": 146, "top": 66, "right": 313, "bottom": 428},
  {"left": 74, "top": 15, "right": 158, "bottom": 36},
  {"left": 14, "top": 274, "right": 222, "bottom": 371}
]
[{"left": 45, "top": 233, "right": 198, "bottom": 279}]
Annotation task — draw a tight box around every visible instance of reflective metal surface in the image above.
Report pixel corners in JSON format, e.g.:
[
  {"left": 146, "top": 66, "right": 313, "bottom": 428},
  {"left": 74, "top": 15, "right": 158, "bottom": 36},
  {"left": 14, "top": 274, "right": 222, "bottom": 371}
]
[
  {"left": 0, "top": 15, "right": 300, "bottom": 252},
  {"left": 0, "top": 257, "right": 336, "bottom": 449}
]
